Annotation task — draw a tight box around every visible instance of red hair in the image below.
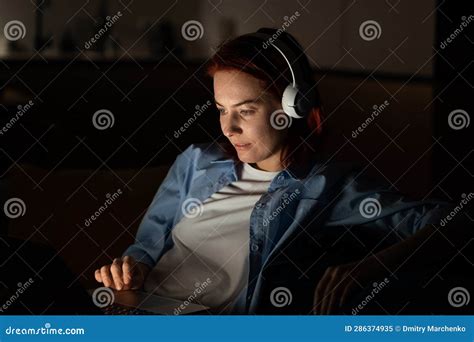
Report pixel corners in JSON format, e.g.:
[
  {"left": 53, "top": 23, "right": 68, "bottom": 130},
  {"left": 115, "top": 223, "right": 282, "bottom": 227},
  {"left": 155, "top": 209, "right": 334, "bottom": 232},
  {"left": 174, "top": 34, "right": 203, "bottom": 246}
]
[{"left": 206, "top": 31, "right": 324, "bottom": 169}]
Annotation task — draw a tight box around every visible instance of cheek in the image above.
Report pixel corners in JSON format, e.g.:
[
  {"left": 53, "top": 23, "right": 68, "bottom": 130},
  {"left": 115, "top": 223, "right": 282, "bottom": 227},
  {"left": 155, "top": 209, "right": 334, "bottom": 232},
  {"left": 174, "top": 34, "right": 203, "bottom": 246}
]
[
  {"left": 249, "top": 124, "right": 282, "bottom": 149},
  {"left": 219, "top": 117, "right": 224, "bottom": 131},
  {"left": 253, "top": 116, "right": 275, "bottom": 136},
  {"left": 256, "top": 120, "right": 287, "bottom": 147},
  {"left": 243, "top": 122, "right": 270, "bottom": 143}
]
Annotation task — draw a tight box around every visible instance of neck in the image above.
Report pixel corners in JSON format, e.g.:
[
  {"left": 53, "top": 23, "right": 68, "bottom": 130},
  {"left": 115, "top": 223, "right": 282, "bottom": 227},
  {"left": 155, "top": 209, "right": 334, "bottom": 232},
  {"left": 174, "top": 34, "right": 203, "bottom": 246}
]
[{"left": 251, "top": 162, "right": 283, "bottom": 172}]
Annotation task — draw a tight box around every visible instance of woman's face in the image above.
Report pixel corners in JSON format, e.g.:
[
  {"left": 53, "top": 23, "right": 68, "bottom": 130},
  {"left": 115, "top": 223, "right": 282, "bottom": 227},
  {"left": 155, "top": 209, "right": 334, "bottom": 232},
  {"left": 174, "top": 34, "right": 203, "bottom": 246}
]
[{"left": 214, "top": 69, "right": 288, "bottom": 172}]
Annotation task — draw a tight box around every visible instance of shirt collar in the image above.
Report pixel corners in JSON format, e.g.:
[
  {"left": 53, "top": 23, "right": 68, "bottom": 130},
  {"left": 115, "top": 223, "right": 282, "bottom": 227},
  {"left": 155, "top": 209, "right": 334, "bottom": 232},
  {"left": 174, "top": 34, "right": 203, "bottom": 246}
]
[
  {"left": 196, "top": 144, "right": 320, "bottom": 180},
  {"left": 204, "top": 157, "right": 317, "bottom": 181}
]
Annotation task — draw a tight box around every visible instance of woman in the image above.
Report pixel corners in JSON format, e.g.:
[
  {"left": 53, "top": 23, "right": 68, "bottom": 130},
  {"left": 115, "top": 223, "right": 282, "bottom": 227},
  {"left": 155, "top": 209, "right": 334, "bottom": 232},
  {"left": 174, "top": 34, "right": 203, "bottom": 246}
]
[{"left": 95, "top": 28, "right": 470, "bottom": 314}]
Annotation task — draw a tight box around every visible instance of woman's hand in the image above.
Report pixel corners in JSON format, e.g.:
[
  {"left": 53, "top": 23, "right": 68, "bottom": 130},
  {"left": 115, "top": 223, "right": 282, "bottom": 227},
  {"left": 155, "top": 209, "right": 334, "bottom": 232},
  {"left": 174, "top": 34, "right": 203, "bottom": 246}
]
[
  {"left": 94, "top": 256, "right": 151, "bottom": 291},
  {"left": 312, "top": 257, "right": 387, "bottom": 314}
]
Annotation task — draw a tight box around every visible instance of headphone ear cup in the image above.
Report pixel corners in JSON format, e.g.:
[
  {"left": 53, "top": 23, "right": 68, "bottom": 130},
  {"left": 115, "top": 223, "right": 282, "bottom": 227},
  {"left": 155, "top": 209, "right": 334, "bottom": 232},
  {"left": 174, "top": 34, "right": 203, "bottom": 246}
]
[
  {"left": 282, "top": 84, "right": 315, "bottom": 119},
  {"left": 295, "top": 83, "right": 316, "bottom": 118},
  {"left": 282, "top": 85, "right": 304, "bottom": 119}
]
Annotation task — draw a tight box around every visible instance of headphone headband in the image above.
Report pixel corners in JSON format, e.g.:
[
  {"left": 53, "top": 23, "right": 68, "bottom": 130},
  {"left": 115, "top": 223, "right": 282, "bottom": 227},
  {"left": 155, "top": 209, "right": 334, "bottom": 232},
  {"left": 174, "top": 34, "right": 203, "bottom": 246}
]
[
  {"left": 245, "top": 32, "right": 308, "bottom": 87},
  {"left": 241, "top": 29, "right": 316, "bottom": 119}
]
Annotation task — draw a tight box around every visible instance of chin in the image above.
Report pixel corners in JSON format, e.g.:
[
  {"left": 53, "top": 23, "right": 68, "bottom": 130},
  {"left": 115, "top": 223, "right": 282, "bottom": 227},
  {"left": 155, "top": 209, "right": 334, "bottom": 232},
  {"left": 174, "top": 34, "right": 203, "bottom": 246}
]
[{"left": 236, "top": 153, "right": 257, "bottom": 163}]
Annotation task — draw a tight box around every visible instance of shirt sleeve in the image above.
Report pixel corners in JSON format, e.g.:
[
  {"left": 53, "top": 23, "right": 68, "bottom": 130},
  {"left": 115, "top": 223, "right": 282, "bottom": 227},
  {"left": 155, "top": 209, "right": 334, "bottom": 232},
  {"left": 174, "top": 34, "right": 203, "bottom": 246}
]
[
  {"left": 122, "top": 145, "right": 192, "bottom": 268},
  {"left": 325, "top": 170, "right": 454, "bottom": 238}
]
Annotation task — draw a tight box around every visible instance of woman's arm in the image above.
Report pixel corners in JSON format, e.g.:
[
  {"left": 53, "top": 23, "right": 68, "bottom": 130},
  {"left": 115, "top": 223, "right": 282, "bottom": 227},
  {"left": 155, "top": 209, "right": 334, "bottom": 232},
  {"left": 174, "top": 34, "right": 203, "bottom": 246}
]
[
  {"left": 95, "top": 145, "right": 195, "bottom": 290},
  {"left": 122, "top": 146, "right": 192, "bottom": 268}
]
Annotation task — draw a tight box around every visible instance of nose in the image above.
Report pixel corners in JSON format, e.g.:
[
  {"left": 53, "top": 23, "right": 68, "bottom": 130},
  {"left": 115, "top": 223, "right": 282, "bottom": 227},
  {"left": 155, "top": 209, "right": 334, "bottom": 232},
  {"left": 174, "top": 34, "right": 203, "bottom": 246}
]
[{"left": 222, "top": 113, "right": 242, "bottom": 137}]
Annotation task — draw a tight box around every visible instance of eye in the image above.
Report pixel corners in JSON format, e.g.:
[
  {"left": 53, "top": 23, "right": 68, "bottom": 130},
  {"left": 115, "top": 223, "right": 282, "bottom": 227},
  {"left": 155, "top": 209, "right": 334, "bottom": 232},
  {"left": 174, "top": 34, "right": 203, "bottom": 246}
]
[
  {"left": 240, "top": 109, "right": 255, "bottom": 116},
  {"left": 217, "top": 107, "right": 226, "bottom": 115}
]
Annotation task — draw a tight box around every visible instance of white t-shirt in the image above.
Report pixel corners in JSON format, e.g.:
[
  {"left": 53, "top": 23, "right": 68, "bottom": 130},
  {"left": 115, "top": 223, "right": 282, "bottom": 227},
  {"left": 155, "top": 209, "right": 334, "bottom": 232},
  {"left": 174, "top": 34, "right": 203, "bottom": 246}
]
[{"left": 144, "top": 162, "right": 279, "bottom": 312}]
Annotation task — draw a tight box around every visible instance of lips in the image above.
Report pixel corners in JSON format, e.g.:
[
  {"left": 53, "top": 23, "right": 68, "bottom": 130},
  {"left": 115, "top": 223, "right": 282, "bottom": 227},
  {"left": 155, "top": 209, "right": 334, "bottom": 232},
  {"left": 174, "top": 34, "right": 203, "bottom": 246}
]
[{"left": 234, "top": 143, "right": 251, "bottom": 150}]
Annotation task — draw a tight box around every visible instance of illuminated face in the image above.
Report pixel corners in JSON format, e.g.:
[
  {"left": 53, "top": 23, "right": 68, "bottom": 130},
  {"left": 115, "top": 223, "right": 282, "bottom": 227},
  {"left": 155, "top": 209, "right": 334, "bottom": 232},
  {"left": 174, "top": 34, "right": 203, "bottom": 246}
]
[{"left": 214, "top": 69, "right": 288, "bottom": 172}]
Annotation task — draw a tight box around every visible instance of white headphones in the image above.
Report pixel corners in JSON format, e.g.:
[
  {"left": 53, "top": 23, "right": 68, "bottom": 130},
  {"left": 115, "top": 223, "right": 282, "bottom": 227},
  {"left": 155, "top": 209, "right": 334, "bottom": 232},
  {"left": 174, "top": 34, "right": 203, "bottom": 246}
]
[{"left": 245, "top": 29, "right": 317, "bottom": 119}]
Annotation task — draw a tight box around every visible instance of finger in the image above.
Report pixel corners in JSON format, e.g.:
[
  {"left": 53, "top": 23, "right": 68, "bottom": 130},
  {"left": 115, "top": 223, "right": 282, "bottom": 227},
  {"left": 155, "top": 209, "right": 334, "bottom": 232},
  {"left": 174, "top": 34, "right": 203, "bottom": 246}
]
[
  {"left": 314, "top": 268, "right": 333, "bottom": 314},
  {"left": 94, "top": 269, "right": 102, "bottom": 283},
  {"left": 321, "top": 272, "right": 341, "bottom": 314},
  {"left": 110, "top": 258, "right": 124, "bottom": 290},
  {"left": 315, "top": 283, "right": 327, "bottom": 314},
  {"left": 339, "top": 280, "right": 358, "bottom": 310},
  {"left": 100, "top": 265, "right": 113, "bottom": 288},
  {"left": 313, "top": 273, "right": 329, "bottom": 314},
  {"left": 319, "top": 284, "right": 332, "bottom": 315},
  {"left": 337, "top": 263, "right": 360, "bottom": 311},
  {"left": 327, "top": 278, "right": 346, "bottom": 314},
  {"left": 122, "top": 257, "right": 135, "bottom": 290},
  {"left": 122, "top": 256, "right": 134, "bottom": 286}
]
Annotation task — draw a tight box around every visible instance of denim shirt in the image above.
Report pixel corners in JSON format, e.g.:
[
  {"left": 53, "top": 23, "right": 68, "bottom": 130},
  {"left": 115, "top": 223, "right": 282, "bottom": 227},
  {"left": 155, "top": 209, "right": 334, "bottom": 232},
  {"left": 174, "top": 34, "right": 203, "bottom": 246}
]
[{"left": 123, "top": 142, "right": 452, "bottom": 314}]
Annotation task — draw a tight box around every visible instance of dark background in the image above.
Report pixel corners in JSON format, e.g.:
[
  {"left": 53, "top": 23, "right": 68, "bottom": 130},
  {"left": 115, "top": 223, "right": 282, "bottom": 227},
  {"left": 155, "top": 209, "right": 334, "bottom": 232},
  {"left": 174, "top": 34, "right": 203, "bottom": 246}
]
[{"left": 0, "top": 0, "right": 472, "bottom": 314}]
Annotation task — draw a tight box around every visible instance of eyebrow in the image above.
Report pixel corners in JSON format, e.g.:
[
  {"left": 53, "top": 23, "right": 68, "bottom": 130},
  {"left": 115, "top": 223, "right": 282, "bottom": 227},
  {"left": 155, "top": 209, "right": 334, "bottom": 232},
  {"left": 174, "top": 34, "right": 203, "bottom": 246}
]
[{"left": 214, "top": 98, "right": 261, "bottom": 107}]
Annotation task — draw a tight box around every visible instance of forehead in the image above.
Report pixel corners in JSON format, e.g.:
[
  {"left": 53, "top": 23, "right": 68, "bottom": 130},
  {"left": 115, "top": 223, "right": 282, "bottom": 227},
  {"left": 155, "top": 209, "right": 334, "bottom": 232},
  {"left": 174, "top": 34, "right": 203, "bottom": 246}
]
[{"left": 213, "top": 69, "right": 266, "bottom": 102}]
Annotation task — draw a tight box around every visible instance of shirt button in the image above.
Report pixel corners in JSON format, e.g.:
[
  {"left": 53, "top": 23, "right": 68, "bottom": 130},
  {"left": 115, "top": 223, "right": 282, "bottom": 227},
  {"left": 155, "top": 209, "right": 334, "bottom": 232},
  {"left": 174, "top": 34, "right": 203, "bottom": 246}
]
[{"left": 251, "top": 243, "right": 259, "bottom": 252}]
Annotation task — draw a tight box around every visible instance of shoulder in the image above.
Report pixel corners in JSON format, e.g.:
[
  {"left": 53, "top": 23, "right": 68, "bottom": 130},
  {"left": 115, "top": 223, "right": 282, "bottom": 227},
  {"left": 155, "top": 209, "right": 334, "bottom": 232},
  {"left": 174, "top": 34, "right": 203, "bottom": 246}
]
[
  {"left": 300, "top": 159, "right": 390, "bottom": 200},
  {"left": 304, "top": 160, "right": 362, "bottom": 188},
  {"left": 165, "top": 142, "right": 230, "bottom": 186}
]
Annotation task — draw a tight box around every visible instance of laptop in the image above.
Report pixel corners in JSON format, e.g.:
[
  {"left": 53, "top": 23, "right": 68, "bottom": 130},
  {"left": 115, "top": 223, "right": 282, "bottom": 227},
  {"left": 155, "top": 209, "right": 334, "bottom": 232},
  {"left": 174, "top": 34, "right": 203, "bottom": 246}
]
[
  {"left": 88, "top": 288, "right": 210, "bottom": 315},
  {"left": 0, "top": 235, "right": 209, "bottom": 315}
]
